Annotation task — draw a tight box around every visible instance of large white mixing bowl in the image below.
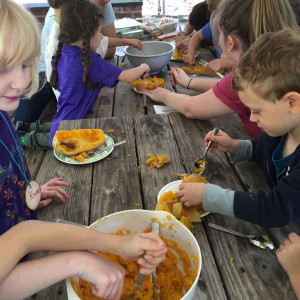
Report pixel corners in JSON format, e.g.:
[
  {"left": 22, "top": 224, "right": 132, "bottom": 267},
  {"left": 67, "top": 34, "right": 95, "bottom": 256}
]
[
  {"left": 124, "top": 41, "right": 175, "bottom": 74},
  {"left": 66, "top": 209, "right": 201, "bottom": 300}
]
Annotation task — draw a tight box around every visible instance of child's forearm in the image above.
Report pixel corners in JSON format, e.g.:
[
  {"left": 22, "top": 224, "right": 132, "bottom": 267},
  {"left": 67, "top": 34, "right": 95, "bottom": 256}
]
[
  {"left": 107, "top": 37, "right": 133, "bottom": 47},
  {"left": 0, "top": 251, "right": 84, "bottom": 300},
  {"left": 0, "top": 221, "right": 125, "bottom": 282},
  {"left": 289, "top": 274, "right": 300, "bottom": 299},
  {"left": 188, "top": 31, "right": 203, "bottom": 56},
  {"left": 118, "top": 65, "right": 147, "bottom": 83},
  {"left": 188, "top": 78, "right": 221, "bottom": 93}
]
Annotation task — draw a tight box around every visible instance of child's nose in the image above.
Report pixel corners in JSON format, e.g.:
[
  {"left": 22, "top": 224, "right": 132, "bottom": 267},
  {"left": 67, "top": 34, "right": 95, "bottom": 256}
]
[{"left": 250, "top": 113, "right": 257, "bottom": 123}]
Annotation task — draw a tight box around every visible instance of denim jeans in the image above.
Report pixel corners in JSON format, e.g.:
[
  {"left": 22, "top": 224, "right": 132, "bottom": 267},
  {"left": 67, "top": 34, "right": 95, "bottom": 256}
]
[{"left": 13, "top": 72, "right": 56, "bottom": 124}]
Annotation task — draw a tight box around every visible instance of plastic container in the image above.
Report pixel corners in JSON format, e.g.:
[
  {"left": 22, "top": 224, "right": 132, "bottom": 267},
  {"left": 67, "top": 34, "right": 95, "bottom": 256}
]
[
  {"left": 142, "top": 17, "right": 177, "bottom": 36},
  {"left": 66, "top": 209, "right": 202, "bottom": 300}
]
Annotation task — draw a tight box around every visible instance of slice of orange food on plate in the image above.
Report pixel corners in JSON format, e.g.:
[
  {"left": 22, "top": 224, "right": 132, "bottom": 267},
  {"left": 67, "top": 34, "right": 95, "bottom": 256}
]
[
  {"left": 181, "top": 65, "right": 225, "bottom": 77},
  {"left": 52, "top": 129, "right": 105, "bottom": 156}
]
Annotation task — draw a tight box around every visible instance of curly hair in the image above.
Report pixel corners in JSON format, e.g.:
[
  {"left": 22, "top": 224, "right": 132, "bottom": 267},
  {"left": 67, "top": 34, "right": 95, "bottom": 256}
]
[
  {"left": 50, "top": 0, "right": 103, "bottom": 90},
  {"left": 232, "top": 28, "right": 300, "bottom": 101}
]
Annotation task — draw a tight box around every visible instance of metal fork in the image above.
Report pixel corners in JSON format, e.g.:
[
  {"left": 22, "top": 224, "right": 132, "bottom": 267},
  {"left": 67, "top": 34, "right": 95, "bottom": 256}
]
[{"left": 199, "top": 58, "right": 224, "bottom": 78}]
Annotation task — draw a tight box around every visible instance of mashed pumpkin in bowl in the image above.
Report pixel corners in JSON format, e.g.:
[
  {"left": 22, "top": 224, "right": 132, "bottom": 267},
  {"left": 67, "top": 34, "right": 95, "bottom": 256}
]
[{"left": 66, "top": 210, "right": 201, "bottom": 300}]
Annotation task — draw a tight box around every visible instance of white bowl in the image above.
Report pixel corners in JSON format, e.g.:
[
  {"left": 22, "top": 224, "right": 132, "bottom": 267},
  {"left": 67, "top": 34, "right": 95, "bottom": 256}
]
[
  {"left": 66, "top": 209, "right": 201, "bottom": 300},
  {"left": 157, "top": 180, "right": 210, "bottom": 217},
  {"left": 124, "top": 41, "right": 175, "bottom": 74}
]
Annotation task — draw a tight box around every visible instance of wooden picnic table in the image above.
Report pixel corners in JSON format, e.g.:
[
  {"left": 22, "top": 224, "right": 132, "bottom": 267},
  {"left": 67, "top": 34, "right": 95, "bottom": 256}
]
[{"left": 25, "top": 45, "right": 299, "bottom": 300}]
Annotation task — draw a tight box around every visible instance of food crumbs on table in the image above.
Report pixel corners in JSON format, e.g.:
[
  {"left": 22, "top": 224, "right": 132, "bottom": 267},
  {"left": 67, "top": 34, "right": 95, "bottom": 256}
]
[
  {"left": 189, "top": 155, "right": 193, "bottom": 157},
  {"left": 111, "top": 189, "right": 116, "bottom": 194},
  {"left": 107, "top": 199, "right": 111, "bottom": 203},
  {"left": 182, "top": 161, "right": 185, "bottom": 165},
  {"left": 169, "top": 224, "right": 174, "bottom": 230},
  {"left": 120, "top": 62, "right": 125, "bottom": 67},
  {"left": 106, "top": 157, "right": 111, "bottom": 160},
  {"left": 230, "top": 240, "right": 233, "bottom": 244},
  {"left": 128, "top": 154, "right": 131, "bottom": 157},
  {"left": 104, "top": 217, "right": 107, "bottom": 220},
  {"left": 214, "top": 171, "right": 218, "bottom": 175},
  {"left": 122, "top": 200, "right": 125, "bottom": 204},
  {"left": 137, "top": 166, "right": 141, "bottom": 174},
  {"left": 146, "top": 153, "right": 151, "bottom": 157},
  {"left": 116, "top": 169, "right": 119, "bottom": 172},
  {"left": 121, "top": 130, "right": 124, "bottom": 134},
  {"left": 121, "top": 212, "right": 124, "bottom": 215},
  {"left": 97, "top": 218, "right": 101, "bottom": 222},
  {"left": 135, "top": 203, "right": 141, "bottom": 206},
  {"left": 146, "top": 153, "right": 172, "bottom": 168},
  {"left": 230, "top": 257, "right": 234, "bottom": 263},
  {"left": 108, "top": 129, "right": 114, "bottom": 133}
]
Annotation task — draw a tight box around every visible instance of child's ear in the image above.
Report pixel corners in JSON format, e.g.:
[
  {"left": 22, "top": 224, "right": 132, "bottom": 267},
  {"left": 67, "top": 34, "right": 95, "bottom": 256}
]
[
  {"left": 227, "top": 35, "right": 237, "bottom": 52},
  {"left": 284, "top": 92, "right": 300, "bottom": 114}
]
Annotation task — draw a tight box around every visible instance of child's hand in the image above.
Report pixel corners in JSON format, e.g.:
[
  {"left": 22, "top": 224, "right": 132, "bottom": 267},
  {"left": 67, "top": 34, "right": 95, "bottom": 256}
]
[
  {"left": 175, "top": 35, "right": 187, "bottom": 43},
  {"left": 182, "top": 54, "right": 195, "bottom": 65},
  {"left": 140, "top": 63, "right": 150, "bottom": 78},
  {"left": 141, "top": 87, "right": 171, "bottom": 103},
  {"left": 170, "top": 67, "right": 190, "bottom": 87},
  {"left": 276, "top": 233, "right": 300, "bottom": 277},
  {"left": 39, "top": 177, "right": 69, "bottom": 209},
  {"left": 177, "top": 182, "right": 206, "bottom": 207},
  {"left": 76, "top": 251, "right": 125, "bottom": 300},
  {"left": 204, "top": 59, "right": 223, "bottom": 75},
  {"left": 121, "top": 233, "right": 167, "bottom": 274},
  {"left": 204, "top": 129, "right": 239, "bottom": 155},
  {"left": 176, "top": 38, "right": 190, "bottom": 53},
  {"left": 128, "top": 39, "right": 143, "bottom": 50}
]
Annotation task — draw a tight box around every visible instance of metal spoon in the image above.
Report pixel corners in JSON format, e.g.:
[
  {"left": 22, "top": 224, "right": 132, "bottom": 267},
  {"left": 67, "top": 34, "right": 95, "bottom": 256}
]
[
  {"left": 194, "top": 128, "right": 219, "bottom": 175},
  {"left": 126, "top": 221, "right": 161, "bottom": 300},
  {"left": 208, "top": 223, "right": 274, "bottom": 250}
]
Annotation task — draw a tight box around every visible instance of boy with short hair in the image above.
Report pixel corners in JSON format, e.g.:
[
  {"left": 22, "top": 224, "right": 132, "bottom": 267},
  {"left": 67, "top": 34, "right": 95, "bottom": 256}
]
[{"left": 177, "top": 28, "right": 300, "bottom": 228}]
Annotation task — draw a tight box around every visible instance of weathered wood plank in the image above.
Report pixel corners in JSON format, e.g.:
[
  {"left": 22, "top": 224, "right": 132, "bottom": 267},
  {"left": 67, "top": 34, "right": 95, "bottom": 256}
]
[
  {"left": 85, "top": 86, "right": 115, "bottom": 118},
  {"left": 26, "top": 119, "right": 96, "bottom": 300},
  {"left": 135, "top": 113, "right": 228, "bottom": 299},
  {"left": 134, "top": 114, "right": 187, "bottom": 210},
  {"left": 89, "top": 116, "right": 143, "bottom": 222}
]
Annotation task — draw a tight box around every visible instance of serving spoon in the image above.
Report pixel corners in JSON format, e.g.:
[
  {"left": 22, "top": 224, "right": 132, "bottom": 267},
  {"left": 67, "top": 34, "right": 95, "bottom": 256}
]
[
  {"left": 126, "top": 221, "right": 161, "bottom": 300},
  {"left": 194, "top": 128, "right": 219, "bottom": 175},
  {"left": 208, "top": 223, "right": 274, "bottom": 250}
]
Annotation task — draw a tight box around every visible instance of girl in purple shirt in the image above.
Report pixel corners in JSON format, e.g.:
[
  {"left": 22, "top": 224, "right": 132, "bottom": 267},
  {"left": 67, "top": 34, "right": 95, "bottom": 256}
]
[{"left": 49, "top": 0, "right": 149, "bottom": 145}]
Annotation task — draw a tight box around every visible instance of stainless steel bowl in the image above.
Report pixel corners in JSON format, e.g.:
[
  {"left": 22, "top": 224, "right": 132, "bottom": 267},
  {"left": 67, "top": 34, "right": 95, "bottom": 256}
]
[{"left": 124, "top": 41, "right": 175, "bottom": 74}]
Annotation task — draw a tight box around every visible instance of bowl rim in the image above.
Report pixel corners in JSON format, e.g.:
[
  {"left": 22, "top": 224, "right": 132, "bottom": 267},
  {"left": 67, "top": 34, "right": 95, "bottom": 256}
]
[{"left": 123, "top": 41, "right": 175, "bottom": 58}]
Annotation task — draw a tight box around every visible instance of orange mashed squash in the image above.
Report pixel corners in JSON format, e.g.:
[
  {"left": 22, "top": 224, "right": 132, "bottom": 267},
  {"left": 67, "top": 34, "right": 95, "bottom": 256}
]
[
  {"left": 155, "top": 174, "right": 208, "bottom": 229},
  {"left": 71, "top": 229, "right": 198, "bottom": 300},
  {"left": 132, "top": 76, "right": 165, "bottom": 91}
]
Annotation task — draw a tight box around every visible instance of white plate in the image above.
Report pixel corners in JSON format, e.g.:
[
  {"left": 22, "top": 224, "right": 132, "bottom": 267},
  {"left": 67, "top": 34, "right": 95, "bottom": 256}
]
[
  {"left": 133, "top": 87, "right": 142, "bottom": 94},
  {"left": 157, "top": 180, "right": 210, "bottom": 217},
  {"left": 53, "top": 134, "right": 114, "bottom": 165}
]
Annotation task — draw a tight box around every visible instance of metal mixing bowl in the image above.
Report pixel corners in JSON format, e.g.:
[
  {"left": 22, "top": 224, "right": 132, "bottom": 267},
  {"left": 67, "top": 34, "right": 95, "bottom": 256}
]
[{"left": 124, "top": 41, "right": 175, "bottom": 74}]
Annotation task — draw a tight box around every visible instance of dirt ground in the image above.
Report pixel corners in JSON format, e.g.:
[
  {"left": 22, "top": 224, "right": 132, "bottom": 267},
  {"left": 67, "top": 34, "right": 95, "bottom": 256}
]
[{"left": 142, "top": 0, "right": 205, "bottom": 18}]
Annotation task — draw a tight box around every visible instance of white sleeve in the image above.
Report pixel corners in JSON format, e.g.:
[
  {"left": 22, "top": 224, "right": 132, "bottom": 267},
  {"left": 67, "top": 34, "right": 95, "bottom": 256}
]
[{"left": 96, "top": 36, "right": 109, "bottom": 57}]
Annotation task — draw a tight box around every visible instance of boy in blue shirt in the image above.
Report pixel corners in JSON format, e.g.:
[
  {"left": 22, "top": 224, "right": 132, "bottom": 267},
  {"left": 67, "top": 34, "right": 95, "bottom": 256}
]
[{"left": 177, "top": 28, "right": 300, "bottom": 228}]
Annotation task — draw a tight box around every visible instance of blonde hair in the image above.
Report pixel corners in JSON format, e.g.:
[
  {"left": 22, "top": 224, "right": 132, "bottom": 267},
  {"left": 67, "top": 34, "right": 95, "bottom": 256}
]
[
  {"left": 232, "top": 28, "right": 300, "bottom": 101},
  {"left": 0, "top": 0, "right": 40, "bottom": 97},
  {"left": 215, "top": 0, "right": 299, "bottom": 53}
]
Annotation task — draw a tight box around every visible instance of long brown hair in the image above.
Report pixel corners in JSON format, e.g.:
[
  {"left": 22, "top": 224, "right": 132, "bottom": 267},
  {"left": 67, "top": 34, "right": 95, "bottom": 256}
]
[
  {"left": 214, "top": 0, "right": 299, "bottom": 54},
  {"left": 50, "top": 0, "right": 103, "bottom": 90}
]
